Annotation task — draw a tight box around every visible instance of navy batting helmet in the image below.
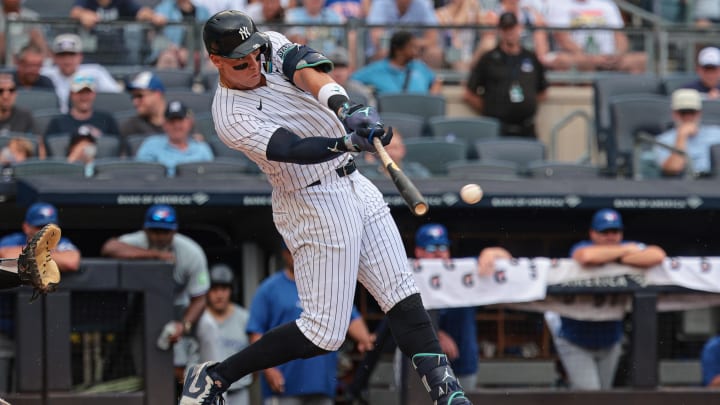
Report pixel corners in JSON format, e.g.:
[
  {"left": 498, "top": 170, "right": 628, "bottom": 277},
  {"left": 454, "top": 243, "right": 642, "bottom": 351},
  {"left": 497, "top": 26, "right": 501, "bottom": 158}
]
[
  {"left": 203, "top": 10, "right": 272, "bottom": 60},
  {"left": 210, "top": 263, "right": 234, "bottom": 286}
]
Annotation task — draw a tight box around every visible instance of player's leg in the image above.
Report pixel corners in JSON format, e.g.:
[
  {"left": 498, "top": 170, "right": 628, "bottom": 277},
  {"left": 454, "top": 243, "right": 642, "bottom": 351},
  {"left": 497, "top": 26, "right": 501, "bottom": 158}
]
[
  {"left": 180, "top": 183, "right": 362, "bottom": 404},
  {"left": 596, "top": 342, "right": 622, "bottom": 389},
  {"left": 352, "top": 174, "right": 471, "bottom": 405},
  {"left": 553, "top": 336, "right": 602, "bottom": 389}
]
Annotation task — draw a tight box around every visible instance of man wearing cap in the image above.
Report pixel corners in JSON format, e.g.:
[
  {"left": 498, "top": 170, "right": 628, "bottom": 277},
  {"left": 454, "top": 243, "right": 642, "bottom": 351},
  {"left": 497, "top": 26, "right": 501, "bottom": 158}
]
[
  {"left": 654, "top": 88, "right": 720, "bottom": 177},
  {"left": 101, "top": 204, "right": 212, "bottom": 384},
  {"left": 41, "top": 33, "right": 121, "bottom": 114},
  {"left": 200, "top": 264, "right": 251, "bottom": 405},
  {"left": 120, "top": 71, "right": 168, "bottom": 140},
  {"left": 552, "top": 208, "right": 665, "bottom": 390},
  {"left": 683, "top": 47, "right": 720, "bottom": 100},
  {"left": 413, "top": 224, "right": 479, "bottom": 391},
  {"left": 44, "top": 73, "right": 120, "bottom": 154},
  {"left": 0, "top": 202, "right": 80, "bottom": 272},
  {"left": 135, "top": 100, "right": 213, "bottom": 174},
  {"left": 464, "top": 12, "right": 548, "bottom": 138}
]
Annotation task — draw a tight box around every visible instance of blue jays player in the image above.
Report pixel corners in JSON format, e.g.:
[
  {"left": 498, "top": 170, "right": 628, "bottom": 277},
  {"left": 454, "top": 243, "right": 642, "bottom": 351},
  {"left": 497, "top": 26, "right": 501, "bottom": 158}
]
[{"left": 179, "top": 10, "right": 472, "bottom": 405}]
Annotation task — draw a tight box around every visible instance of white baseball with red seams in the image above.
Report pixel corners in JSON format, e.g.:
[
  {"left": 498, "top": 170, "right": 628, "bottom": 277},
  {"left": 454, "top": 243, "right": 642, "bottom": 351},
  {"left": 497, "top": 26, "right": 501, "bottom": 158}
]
[
  {"left": 460, "top": 183, "right": 483, "bottom": 204},
  {"left": 211, "top": 31, "right": 419, "bottom": 351}
]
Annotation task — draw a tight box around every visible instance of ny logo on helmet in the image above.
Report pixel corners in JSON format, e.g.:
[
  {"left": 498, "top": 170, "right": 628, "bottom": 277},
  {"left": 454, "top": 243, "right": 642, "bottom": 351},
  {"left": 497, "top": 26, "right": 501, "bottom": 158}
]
[{"left": 238, "top": 26, "right": 251, "bottom": 40}]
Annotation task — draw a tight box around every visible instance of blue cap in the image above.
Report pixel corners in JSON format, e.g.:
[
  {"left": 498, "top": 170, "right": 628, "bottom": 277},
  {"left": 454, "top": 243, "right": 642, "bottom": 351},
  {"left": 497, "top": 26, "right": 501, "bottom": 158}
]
[
  {"left": 126, "top": 71, "right": 165, "bottom": 93},
  {"left": 25, "top": 202, "right": 59, "bottom": 227},
  {"left": 591, "top": 209, "right": 623, "bottom": 231},
  {"left": 415, "top": 223, "right": 450, "bottom": 249},
  {"left": 144, "top": 204, "right": 178, "bottom": 230}
]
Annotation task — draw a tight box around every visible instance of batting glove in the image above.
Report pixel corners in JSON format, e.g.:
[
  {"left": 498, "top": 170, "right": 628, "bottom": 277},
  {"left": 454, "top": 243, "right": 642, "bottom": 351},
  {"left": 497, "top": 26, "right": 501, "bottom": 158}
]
[
  {"left": 338, "top": 103, "right": 382, "bottom": 134},
  {"left": 343, "top": 125, "right": 393, "bottom": 153}
]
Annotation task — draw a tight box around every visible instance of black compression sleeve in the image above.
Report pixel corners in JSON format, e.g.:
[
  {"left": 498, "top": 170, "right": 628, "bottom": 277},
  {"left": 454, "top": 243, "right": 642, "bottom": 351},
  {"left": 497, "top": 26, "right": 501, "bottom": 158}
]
[{"left": 266, "top": 127, "right": 347, "bottom": 164}]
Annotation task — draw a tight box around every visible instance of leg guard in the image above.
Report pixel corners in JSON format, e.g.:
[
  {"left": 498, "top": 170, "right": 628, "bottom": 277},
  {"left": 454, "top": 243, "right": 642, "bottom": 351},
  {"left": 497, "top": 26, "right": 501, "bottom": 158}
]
[{"left": 412, "top": 353, "right": 472, "bottom": 405}]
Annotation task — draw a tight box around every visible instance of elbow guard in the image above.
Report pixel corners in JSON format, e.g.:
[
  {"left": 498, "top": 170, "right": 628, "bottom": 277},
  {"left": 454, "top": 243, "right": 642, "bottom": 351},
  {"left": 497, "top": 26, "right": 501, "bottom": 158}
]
[{"left": 278, "top": 43, "right": 333, "bottom": 85}]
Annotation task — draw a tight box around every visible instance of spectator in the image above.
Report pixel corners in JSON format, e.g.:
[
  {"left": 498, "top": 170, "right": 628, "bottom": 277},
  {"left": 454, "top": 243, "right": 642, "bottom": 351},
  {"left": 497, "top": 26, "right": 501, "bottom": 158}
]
[
  {"left": 41, "top": 33, "right": 122, "bottom": 114},
  {"left": 482, "top": 0, "right": 551, "bottom": 65},
  {"left": 683, "top": 47, "right": 720, "bottom": 100},
  {"left": 327, "top": 47, "right": 375, "bottom": 107},
  {"left": 100, "top": 204, "right": 215, "bottom": 386},
  {"left": 66, "top": 125, "right": 99, "bottom": 164},
  {"left": 0, "top": 73, "right": 35, "bottom": 136},
  {"left": 284, "top": 0, "right": 345, "bottom": 56},
  {"left": 247, "top": 242, "right": 375, "bottom": 405},
  {"left": 553, "top": 208, "right": 665, "bottom": 390},
  {"left": 351, "top": 30, "right": 443, "bottom": 95},
  {"left": 654, "top": 89, "right": 720, "bottom": 177},
  {"left": 435, "top": 0, "right": 492, "bottom": 71},
  {"left": 200, "top": 0, "right": 252, "bottom": 17},
  {"left": 463, "top": 12, "right": 549, "bottom": 138},
  {"left": 365, "top": 0, "right": 441, "bottom": 66},
  {"left": 0, "top": 202, "right": 81, "bottom": 272},
  {"left": 13, "top": 44, "right": 55, "bottom": 91},
  {"left": 153, "top": 0, "right": 210, "bottom": 67},
  {"left": 200, "top": 264, "right": 252, "bottom": 405},
  {"left": 413, "top": 223, "right": 479, "bottom": 390},
  {"left": 544, "top": 0, "right": 646, "bottom": 73},
  {"left": 70, "top": 0, "right": 166, "bottom": 29},
  {"left": 325, "top": 0, "right": 369, "bottom": 20},
  {"left": 245, "top": 0, "right": 286, "bottom": 25},
  {"left": 0, "top": 136, "right": 34, "bottom": 165},
  {"left": 701, "top": 335, "right": 720, "bottom": 387},
  {"left": 135, "top": 100, "right": 214, "bottom": 176},
  {"left": 120, "top": 71, "right": 168, "bottom": 150},
  {"left": 694, "top": 0, "right": 720, "bottom": 27},
  {"left": 0, "top": 0, "right": 48, "bottom": 65},
  {"left": 360, "top": 129, "right": 430, "bottom": 179},
  {"left": 44, "top": 74, "right": 120, "bottom": 155}
]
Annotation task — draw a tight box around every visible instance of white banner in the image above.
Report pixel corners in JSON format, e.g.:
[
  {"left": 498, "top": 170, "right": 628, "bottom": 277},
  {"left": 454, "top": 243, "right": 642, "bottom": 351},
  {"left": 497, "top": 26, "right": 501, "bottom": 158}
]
[{"left": 412, "top": 257, "right": 720, "bottom": 318}]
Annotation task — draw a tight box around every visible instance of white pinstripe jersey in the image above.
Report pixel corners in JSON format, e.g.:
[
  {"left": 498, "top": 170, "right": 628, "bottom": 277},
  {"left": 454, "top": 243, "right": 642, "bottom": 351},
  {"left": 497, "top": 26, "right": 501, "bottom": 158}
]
[{"left": 211, "top": 31, "right": 351, "bottom": 191}]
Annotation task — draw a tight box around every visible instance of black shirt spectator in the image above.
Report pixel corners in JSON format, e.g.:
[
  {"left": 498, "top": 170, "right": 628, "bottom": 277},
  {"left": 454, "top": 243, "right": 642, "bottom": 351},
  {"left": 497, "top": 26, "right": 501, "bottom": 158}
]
[{"left": 464, "top": 13, "right": 548, "bottom": 138}]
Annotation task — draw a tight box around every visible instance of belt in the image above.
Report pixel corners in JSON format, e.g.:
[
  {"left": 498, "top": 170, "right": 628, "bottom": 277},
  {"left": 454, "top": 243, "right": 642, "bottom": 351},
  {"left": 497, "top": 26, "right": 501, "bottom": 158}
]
[{"left": 307, "top": 160, "right": 356, "bottom": 187}]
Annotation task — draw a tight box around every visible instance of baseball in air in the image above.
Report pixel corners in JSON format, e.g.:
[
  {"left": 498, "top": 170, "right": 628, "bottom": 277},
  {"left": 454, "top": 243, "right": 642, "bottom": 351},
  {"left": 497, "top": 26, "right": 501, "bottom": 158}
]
[{"left": 460, "top": 184, "right": 483, "bottom": 204}]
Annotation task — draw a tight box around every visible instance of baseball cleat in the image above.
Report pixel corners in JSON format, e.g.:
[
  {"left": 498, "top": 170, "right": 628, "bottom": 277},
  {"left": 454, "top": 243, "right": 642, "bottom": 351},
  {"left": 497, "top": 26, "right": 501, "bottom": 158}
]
[
  {"left": 446, "top": 391, "right": 473, "bottom": 405},
  {"left": 179, "top": 361, "right": 228, "bottom": 405}
]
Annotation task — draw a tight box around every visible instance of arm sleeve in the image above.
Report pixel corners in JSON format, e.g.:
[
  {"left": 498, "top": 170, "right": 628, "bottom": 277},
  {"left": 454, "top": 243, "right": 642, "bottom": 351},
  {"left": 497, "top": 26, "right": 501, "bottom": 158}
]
[{"left": 265, "top": 127, "right": 345, "bottom": 164}]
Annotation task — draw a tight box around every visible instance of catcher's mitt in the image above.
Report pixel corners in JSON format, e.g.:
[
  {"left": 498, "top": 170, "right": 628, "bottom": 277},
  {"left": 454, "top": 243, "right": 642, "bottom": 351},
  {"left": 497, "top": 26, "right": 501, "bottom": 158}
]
[{"left": 18, "top": 223, "right": 61, "bottom": 301}]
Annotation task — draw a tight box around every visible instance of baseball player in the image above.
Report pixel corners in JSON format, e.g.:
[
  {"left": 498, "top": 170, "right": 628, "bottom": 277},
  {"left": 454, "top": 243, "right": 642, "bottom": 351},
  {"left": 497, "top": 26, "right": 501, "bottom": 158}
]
[{"left": 179, "top": 10, "right": 472, "bottom": 405}]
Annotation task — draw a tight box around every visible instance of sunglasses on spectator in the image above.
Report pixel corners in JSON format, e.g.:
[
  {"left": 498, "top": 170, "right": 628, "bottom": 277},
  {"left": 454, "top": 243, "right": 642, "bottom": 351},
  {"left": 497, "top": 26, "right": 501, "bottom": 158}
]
[
  {"left": 598, "top": 229, "right": 622, "bottom": 235},
  {"left": 0, "top": 87, "right": 16, "bottom": 94},
  {"left": 424, "top": 245, "right": 449, "bottom": 253},
  {"left": 131, "top": 92, "right": 149, "bottom": 100},
  {"left": 676, "top": 109, "right": 700, "bottom": 116},
  {"left": 701, "top": 65, "right": 719, "bottom": 70}
]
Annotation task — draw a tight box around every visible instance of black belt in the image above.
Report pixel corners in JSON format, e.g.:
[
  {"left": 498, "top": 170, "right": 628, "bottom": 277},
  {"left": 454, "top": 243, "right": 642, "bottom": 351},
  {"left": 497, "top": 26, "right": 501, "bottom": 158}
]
[{"left": 307, "top": 160, "right": 356, "bottom": 187}]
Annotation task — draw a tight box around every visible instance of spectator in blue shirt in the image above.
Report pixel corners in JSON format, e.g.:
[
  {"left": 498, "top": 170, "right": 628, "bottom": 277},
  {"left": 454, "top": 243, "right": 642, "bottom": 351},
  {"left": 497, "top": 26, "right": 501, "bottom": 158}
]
[
  {"left": 701, "top": 336, "right": 720, "bottom": 387},
  {"left": 135, "top": 100, "right": 214, "bottom": 176},
  {"left": 553, "top": 208, "right": 666, "bottom": 390},
  {"left": 351, "top": 30, "right": 442, "bottom": 96},
  {"left": 247, "top": 243, "right": 375, "bottom": 404},
  {"left": 654, "top": 89, "right": 720, "bottom": 177}
]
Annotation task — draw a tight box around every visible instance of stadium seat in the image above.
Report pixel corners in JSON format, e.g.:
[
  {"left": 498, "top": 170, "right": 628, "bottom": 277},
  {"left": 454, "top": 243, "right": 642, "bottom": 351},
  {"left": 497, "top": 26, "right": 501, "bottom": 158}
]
[
  {"left": 11, "top": 159, "right": 85, "bottom": 178},
  {"left": 94, "top": 92, "right": 135, "bottom": 112},
  {"left": 608, "top": 94, "right": 672, "bottom": 176},
  {"left": 404, "top": 138, "right": 466, "bottom": 176},
  {"left": 446, "top": 159, "right": 519, "bottom": 179},
  {"left": 474, "top": 137, "right": 546, "bottom": 174},
  {"left": 702, "top": 101, "right": 720, "bottom": 126},
  {"left": 92, "top": 159, "right": 167, "bottom": 180},
  {"left": 380, "top": 112, "right": 426, "bottom": 139},
  {"left": 16, "top": 90, "right": 59, "bottom": 111},
  {"left": 95, "top": 136, "right": 122, "bottom": 158},
  {"left": 661, "top": 73, "right": 696, "bottom": 95},
  {"left": 428, "top": 116, "right": 500, "bottom": 159},
  {"left": 45, "top": 134, "right": 71, "bottom": 158},
  {"left": 165, "top": 91, "right": 213, "bottom": 114},
  {"left": 33, "top": 109, "right": 63, "bottom": 136},
  {"left": 152, "top": 69, "right": 195, "bottom": 90},
  {"left": 592, "top": 74, "right": 662, "bottom": 162},
  {"left": 527, "top": 161, "right": 600, "bottom": 179},
  {"left": 711, "top": 144, "right": 720, "bottom": 177}
]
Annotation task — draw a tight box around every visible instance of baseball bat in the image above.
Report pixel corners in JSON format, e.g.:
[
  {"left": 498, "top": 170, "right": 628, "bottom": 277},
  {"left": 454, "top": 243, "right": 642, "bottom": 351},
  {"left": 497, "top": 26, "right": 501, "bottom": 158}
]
[{"left": 373, "top": 132, "right": 429, "bottom": 216}]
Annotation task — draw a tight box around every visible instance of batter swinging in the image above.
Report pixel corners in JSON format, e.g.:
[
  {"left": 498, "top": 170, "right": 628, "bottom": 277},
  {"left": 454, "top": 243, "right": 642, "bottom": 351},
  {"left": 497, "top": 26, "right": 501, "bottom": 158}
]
[{"left": 179, "top": 10, "right": 472, "bottom": 405}]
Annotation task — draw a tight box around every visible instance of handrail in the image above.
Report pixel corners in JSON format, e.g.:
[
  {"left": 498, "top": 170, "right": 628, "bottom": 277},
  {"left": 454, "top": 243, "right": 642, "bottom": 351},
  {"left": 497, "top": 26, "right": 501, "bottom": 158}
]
[{"left": 548, "top": 109, "right": 593, "bottom": 164}]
